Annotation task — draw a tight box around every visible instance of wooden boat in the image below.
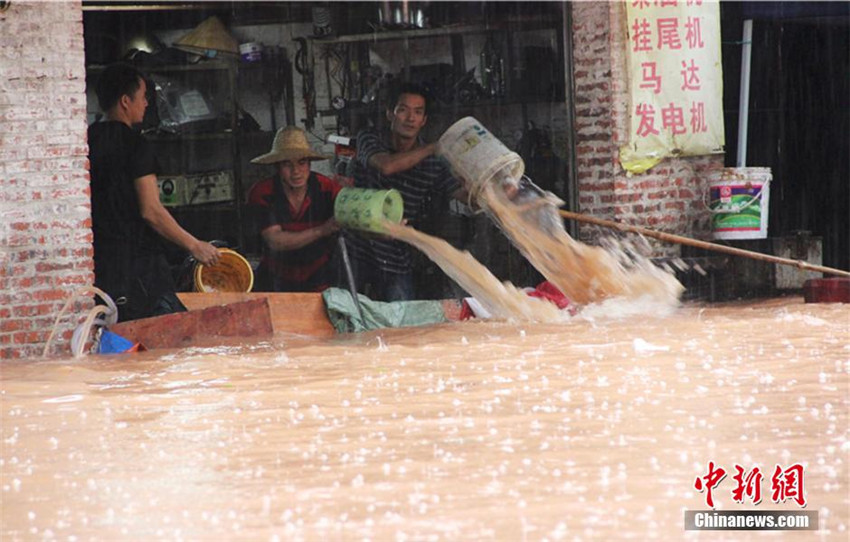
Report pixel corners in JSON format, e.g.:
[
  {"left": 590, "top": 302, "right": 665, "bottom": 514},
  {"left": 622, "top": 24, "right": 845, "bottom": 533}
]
[{"left": 109, "top": 292, "right": 463, "bottom": 350}]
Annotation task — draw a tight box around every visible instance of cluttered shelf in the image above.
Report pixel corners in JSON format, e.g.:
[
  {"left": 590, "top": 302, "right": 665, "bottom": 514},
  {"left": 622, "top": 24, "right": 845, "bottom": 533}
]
[
  {"left": 307, "top": 11, "right": 566, "bottom": 137},
  {"left": 86, "top": 60, "right": 236, "bottom": 74},
  {"left": 313, "top": 24, "right": 486, "bottom": 44},
  {"left": 167, "top": 202, "right": 236, "bottom": 213},
  {"left": 145, "top": 131, "right": 235, "bottom": 142},
  {"left": 310, "top": 18, "right": 562, "bottom": 45},
  {"left": 317, "top": 96, "right": 563, "bottom": 119},
  {"left": 88, "top": 58, "right": 240, "bottom": 140}
]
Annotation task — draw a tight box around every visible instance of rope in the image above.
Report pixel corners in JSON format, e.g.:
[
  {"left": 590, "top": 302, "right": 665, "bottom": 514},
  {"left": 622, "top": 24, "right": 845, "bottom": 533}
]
[
  {"left": 70, "top": 305, "right": 110, "bottom": 358},
  {"left": 42, "top": 286, "right": 118, "bottom": 358}
]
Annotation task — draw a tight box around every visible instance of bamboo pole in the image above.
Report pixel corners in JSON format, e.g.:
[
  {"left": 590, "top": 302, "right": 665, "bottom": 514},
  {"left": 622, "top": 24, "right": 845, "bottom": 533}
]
[{"left": 559, "top": 210, "right": 850, "bottom": 278}]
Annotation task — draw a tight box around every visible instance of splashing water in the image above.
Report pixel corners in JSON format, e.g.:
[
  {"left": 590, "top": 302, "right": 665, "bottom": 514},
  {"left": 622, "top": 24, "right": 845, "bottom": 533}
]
[
  {"left": 383, "top": 221, "right": 567, "bottom": 322},
  {"left": 379, "top": 172, "right": 682, "bottom": 320},
  {"left": 475, "top": 173, "right": 684, "bottom": 306}
]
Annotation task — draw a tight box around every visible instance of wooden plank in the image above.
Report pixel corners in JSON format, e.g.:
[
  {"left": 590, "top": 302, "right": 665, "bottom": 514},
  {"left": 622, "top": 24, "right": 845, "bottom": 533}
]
[
  {"left": 178, "top": 292, "right": 336, "bottom": 338},
  {"left": 111, "top": 298, "right": 274, "bottom": 350},
  {"left": 178, "top": 293, "right": 464, "bottom": 337}
]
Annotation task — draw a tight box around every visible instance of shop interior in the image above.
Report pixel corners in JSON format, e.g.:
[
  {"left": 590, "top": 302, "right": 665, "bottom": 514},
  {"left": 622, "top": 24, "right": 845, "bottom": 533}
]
[
  {"left": 82, "top": 1, "right": 849, "bottom": 299},
  {"left": 82, "top": 1, "right": 575, "bottom": 298}
]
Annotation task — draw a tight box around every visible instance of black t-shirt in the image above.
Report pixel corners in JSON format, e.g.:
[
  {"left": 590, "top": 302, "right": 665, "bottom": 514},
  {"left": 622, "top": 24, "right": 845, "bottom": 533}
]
[{"left": 88, "top": 121, "right": 162, "bottom": 257}]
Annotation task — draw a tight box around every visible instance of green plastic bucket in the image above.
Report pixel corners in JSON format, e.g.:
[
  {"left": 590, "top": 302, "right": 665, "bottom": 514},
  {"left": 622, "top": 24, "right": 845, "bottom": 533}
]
[
  {"left": 334, "top": 187, "right": 404, "bottom": 233},
  {"left": 707, "top": 167, "right": 771, "bottom": 240}
]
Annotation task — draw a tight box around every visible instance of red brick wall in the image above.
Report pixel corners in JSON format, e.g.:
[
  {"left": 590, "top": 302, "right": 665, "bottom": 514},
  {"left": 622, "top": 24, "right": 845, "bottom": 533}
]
[
  {"left": 0, "top": 1, "right": 92, "bottom": 359},
  {"left": 571, "top": 1, "right": 723, "bottom": 254}
]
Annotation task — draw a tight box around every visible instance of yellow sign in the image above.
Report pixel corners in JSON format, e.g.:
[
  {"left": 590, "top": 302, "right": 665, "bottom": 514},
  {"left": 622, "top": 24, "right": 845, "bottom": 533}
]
[{"left": 620, "top": 0, "right": 726, "bottom": 173}]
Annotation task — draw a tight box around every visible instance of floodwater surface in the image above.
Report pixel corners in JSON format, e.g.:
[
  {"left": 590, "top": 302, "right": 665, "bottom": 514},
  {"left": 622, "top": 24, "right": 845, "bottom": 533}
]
[{"left": 1, "top": 298, "right": 848, "bottom": 540}]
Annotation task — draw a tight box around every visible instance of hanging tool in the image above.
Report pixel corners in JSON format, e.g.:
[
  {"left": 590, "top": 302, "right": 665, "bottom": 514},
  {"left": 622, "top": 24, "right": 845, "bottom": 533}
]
[
  {"left": 262, "top": 45, "right": 285, "bottom": 132},
  {"left": 294, "top": 37, "right": 316, "bottom": 130},
  {"left": 559, "top": 210, "right": 850, "bottom": 278}
]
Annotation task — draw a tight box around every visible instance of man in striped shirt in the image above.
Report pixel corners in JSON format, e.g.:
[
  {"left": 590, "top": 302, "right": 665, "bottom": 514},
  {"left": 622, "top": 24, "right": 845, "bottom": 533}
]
[{"left": 347, "top": 82, "right": 466, "bottom": 301}]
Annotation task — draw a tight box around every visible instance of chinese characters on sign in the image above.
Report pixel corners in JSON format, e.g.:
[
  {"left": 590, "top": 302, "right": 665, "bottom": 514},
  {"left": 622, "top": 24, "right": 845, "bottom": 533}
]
[
  {"left": 694, "top": 462, "right": 808, "bottom": 509},
  {"left": 620, "top": 0, "right": 726, "bottom": 173}
]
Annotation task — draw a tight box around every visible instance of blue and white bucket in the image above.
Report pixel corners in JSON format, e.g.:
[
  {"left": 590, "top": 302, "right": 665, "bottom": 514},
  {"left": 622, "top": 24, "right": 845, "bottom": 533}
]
[
  {"left": 239, "top": 42, "right": 263, "bottom": 63},
  {"left": 706, "top": 167, "right": 771, "bottom": 240}
]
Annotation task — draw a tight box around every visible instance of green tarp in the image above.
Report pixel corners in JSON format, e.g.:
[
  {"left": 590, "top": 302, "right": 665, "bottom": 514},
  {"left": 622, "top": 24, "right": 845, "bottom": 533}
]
[{"left": 322, "top": 287, "right": 448, "bottom": 333}]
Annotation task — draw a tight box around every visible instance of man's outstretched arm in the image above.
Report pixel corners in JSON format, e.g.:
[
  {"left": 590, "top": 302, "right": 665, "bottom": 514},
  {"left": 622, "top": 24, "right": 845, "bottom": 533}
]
[{"left": 367, "top": 142, "right": 437, "bottom": 176}]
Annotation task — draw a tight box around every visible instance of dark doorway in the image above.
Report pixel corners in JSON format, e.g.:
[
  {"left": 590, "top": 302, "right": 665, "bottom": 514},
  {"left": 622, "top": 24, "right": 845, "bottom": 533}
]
[{"left": 721, "top": 2, "right": 850, "bottom": 271}]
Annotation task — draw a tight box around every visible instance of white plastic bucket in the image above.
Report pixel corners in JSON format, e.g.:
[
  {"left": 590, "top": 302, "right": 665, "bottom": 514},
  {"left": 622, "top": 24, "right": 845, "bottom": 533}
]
[
  {"left": 706, "top": 167, "right": 771, "bottom": 240},
  {"left": 239, "top": 42, "right": 263, "bottom": 63},
  {"left": 436, "top": 117, "right": 524, "bottom": 191}
]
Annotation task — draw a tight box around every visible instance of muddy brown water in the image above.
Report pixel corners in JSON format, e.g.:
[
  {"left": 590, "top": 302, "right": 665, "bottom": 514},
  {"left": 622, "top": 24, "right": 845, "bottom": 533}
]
[
  {"left": 1, "top": 298, "right": 847, "bottom": 540},
  {"left": 476, "top": 180, "right": 684, "bottom": 307},
  {"left": 383, "top": 220, "right": 565, "bottom": 322}
]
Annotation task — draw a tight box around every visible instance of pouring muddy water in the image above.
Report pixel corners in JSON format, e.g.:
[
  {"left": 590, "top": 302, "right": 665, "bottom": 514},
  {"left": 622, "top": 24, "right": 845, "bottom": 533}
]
[
  {"left": 435, "top": 117, "right": 683, "bottom": 308},
  {"left": 334, "top": 117, "right": 683, "bottom": 318}
]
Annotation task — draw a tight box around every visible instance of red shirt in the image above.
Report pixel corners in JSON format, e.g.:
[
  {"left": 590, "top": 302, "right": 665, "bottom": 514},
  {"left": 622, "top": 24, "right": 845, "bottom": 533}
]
[{"left": 247, "top": 172, "right": 341, "bottom": 291}]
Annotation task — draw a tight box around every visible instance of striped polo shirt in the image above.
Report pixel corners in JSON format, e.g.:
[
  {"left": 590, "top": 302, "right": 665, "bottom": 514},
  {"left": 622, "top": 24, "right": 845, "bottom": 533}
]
[{"left": 347, "top": 128, "right": 460, "bottom": 274}]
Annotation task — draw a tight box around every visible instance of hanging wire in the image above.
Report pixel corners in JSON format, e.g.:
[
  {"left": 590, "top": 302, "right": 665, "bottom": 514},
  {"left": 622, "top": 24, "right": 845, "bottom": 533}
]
[{"left": 43, "top": 286, "right": 118, "bottom": 358}]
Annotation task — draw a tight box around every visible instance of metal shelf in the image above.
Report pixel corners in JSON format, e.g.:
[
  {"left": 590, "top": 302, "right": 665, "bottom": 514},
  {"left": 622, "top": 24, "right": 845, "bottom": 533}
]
[
  {"left": 86, "top": 60, "right": 236, "bottom": 74},
  {"left": 145, "top": 131, "right": 235, "bottom": 142},
  {"left": 168, "top": 202, "right": 237, "bottom": 212},
  {"left": 318, "top": 97, "right": 560, "bottom": 120},
  {"left": 307, "top": 12, "right": 566, "bottom": 135},
  {"left": 311, "top": 19, "right": 560, "bottom": 45},
  {"left": 312, "top": 24, "right": 488, "bottom": 44}
]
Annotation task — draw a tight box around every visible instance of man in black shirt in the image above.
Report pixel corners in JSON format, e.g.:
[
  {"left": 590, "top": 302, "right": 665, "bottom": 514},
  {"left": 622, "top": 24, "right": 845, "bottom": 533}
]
[{"left": 88, "top": 63, "right": 220, "bottom": 321}]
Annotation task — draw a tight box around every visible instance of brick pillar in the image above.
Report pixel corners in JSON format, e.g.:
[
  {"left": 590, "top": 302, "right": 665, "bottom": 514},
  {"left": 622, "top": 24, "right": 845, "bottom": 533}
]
[
  {"left": 571, "top": 1, "right": 723, "bottom": 254},
  {"left": 0, "top": 1, "right": 92, "bottom": 359}
]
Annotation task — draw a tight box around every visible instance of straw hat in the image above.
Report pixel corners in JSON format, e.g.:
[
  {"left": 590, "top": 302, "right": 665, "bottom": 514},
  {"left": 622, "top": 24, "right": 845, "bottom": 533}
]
[
  {"left": 174, "top": 16, "right": 239, "bottom": 57},
  {"left": 251, "top": 126, "right": 331, "bottom": 164}
]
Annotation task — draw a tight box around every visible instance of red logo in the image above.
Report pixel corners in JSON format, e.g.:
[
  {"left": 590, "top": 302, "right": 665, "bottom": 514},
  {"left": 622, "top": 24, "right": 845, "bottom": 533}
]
[
  {"left": 732, "top": 465, "right": 763, "bottom": 505},
  {"left": 695, "top": 462, "right": 806, "bottom": 508},
  {"left": 771, "top": 464, "right": 807, "bottom": 507},
  {"left": 694, "top": 461, "right": 727, "bottom": 508}
]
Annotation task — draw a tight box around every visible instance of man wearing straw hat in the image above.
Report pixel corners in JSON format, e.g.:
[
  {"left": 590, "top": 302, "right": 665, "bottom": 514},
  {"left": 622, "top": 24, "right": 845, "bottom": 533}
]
[
  {"left": 248, "top": 126, "right": 342, "bottom": 292},
  {"left": 88, "top": 63, "right": 221, "bottom": 322}
]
